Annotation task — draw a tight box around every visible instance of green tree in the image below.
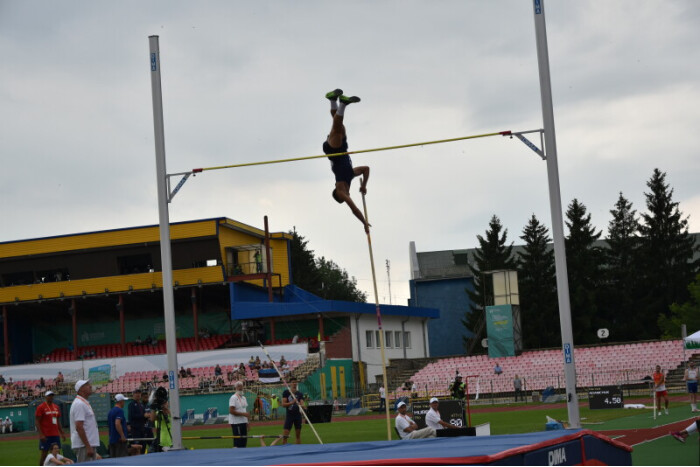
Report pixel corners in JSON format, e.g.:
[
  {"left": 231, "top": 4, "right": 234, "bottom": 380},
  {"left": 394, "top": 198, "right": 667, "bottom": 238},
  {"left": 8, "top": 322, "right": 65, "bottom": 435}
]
[
  {"left": 599, "top": 193, "right": 642, "bottom": 341},
  {"left": 658, "top": 273, "right": 700, "bottom": 338},
  {"left": 289, "top": 229, "right": 366, "bottom": 302},
  {"left": 638, "top": 169, "right": 699, "bottom": 338},
  {"left": 517, "top": 214, "right": 559, "bottom": 349},
  {"left": 463, "top": 215, "right": 516, "bottom": 353},
  {"left": 565, "top": 199, "right": 603, "bottom": 344}
]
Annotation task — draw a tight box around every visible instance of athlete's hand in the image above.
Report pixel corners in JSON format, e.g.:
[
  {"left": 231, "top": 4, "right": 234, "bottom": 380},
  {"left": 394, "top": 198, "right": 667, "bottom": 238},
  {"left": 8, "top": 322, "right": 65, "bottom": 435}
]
[
  {"left": 364, "top": 222, "right": 371, "bottom": 235},
  {"left": 360, "top": 185, "right": 367, "bottom": 195}
]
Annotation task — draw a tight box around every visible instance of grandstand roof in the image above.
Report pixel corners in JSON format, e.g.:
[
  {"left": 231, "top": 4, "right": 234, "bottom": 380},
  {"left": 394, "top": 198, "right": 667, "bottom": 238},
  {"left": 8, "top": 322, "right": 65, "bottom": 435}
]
[{"left": 0, "top": 217, "right": 291, "bottom": 259}]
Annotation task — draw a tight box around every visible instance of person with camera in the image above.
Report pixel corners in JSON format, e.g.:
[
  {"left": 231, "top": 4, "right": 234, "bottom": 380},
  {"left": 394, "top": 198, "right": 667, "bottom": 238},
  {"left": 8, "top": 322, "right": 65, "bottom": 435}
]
[{"left": 147, "top": 388, "right": 172, "bottom": 452}]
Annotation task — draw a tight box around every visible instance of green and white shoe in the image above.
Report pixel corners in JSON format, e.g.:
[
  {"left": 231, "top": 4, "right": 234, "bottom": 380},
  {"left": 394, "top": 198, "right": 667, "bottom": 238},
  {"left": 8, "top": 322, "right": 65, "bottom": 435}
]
[
  {"left": 339, "top": 95, "right": 361, "bottom": 104},
  {"left": 325, "top": 89, "right": 343, "bottom": 101}
]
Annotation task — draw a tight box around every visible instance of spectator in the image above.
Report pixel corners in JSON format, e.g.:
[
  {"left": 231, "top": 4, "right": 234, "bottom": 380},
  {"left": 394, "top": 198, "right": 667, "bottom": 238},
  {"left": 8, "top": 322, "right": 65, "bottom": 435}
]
[
  {"left": 135, "top": 336, "right": 142, "bottom": 345},
  {"left": 186, "top": 368, "right": 193, "bottom": 378},
  {"left": 253, "top": 393, "right": 264, "bottom": 421},
  {"left": 55, "top": 372, "right": 64, "bottom": 384},
  {"left": 44, "top": 443, "right": 74, "bottom": 465},
  {"left": 513, "top": 375, "right": 523, "bottom": 402},
  {"left": 411, "top": 381, "right": 417, "bottom": 398},
  {"left": 0, "top": 374, "right": 5, "bottom": 385},
  {"left": 248, "top": 356, "right": 256, "bottom": 369},
  {"left": 2, "top": 415, "right": 12, "bottom": 434},
  {"left": 494, "top": 362, "right": 503, "bottom": 376},
  {"left": 179, "top": 367, "right": 187, "bottom": 379},
  {"left": 107, "top": 394, "right": 129, "bottom": 458},
  {"left": 270, "top": 394, "right": 279, "bottom": 420},
  {"left": 36, "top": 390, "right": 67, "bottom": 465},
  {"left": 162, "top": 372, "right": 168, "bottom": 382},
  {"left": 69, "top": 380, "right": 101, "bottom": 462},
  {"left": 214, "top": 365, "right": 222, "bottom": 377},
  {"left": 378, "top": 385, "right": 386, "bottom": 410},
  {"left": 227, "top": 370, "right": 235, "bottom": 383},
  {"left": 292, "top": 334, "right": 299, "bottom": 344},
  {"left": 128, "top": 389, "right": 147, "bottom": 444},
  {"left": 279, "top": 355, "right": 287, "bottom": 367},
  {"left": 254, "top": 356, "right": 261, "bottom": 369}
]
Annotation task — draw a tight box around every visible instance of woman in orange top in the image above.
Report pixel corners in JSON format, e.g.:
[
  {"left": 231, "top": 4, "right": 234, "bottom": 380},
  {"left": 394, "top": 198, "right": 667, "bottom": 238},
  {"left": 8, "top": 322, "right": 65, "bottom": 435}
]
[{"left": 653, "top": 365, "right": 669, "bottom": 415}]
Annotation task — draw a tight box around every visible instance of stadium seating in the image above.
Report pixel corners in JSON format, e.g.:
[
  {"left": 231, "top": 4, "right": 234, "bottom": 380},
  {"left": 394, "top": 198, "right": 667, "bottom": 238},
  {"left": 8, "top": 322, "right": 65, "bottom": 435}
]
[
  {"left": 44, "top": 335, "right": 230, "bottom": 362},
  {"left": 94, "top": 360, "right": 304, "bottom": 395},
  {"left": 404, "top": 340, "right": 700, "bottom": 397}
]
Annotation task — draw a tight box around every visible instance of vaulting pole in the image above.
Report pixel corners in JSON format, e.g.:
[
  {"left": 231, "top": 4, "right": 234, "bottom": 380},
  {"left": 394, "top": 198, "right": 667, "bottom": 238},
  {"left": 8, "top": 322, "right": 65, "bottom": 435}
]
[
  {"left": 258, "top": 341, "right": 323, "bottom": 444},
  {"left": 360, "top": 183, "right": 392, "bottom": 441}
]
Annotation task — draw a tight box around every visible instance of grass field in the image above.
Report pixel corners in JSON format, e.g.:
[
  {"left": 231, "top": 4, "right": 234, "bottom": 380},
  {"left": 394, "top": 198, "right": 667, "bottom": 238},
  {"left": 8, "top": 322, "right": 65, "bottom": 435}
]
[{"left": 1, "top": 400, "right": 697, "bottom": 465}]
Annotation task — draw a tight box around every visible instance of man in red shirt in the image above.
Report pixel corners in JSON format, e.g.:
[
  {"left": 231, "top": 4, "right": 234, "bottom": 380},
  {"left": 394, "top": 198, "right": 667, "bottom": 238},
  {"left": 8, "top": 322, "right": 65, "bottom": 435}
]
[{"left": 36, "top": 390, "right": 67, "bottom": 465}]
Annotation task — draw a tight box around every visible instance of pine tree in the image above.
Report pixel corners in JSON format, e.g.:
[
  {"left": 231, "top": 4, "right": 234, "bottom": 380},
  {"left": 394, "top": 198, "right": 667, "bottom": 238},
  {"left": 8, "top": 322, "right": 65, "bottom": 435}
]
[
  {"left": 289, "top": 229, "right": 366, "bottom": 302},
  {"left": 517, "top": 214, "right": 559, "bottom": 349},
  {"left": 565, "top": 199, "right": 603, "bottom": 344},
  {"left": 289, "top": 228, "right": 322, "bottom": 295},
  {"left": 638, "top": 169, "right": 698, "bottom": 337},
  {"left": 463, "top": 215, "right": 516, "bottom": 353},
  {"left": 599, "top": 193, "right": 642, "bottom": 341},
  {"left": 659, "top": 273, "right": 700, "bottom": 338}
]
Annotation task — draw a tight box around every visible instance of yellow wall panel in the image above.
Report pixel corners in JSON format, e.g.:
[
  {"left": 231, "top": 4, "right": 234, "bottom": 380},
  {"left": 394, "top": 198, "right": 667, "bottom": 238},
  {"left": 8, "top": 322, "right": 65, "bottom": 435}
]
[
  {"left": 0, "top": 220, "right": 218, "bottom": 259},
  {"left": 0, "top": 266, "right": 224, "bottom": 304}
]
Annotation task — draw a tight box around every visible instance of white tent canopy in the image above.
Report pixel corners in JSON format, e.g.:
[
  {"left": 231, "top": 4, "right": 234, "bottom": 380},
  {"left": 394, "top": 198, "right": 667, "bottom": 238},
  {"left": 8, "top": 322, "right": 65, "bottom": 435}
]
[{"left": 684, "top": 330, "right": 700, "bottom": 349}]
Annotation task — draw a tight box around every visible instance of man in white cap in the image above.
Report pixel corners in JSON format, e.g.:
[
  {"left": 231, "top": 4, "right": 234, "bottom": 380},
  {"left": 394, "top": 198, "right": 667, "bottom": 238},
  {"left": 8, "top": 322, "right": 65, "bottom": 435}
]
[
  {"left": 394, "top": 401, "right": 436, "bottom": 440},
  {"left": 425, "top": 397, "right": 460, "bottom": 431},
  {"left": 36, "top": 390, "right": 67, "bottom": 465},
  {"left": 69, "top": 380, "right": 101, "bottom": 462},
  {"left": 108, "top": 393, "right": 129, "bottom": 458}
]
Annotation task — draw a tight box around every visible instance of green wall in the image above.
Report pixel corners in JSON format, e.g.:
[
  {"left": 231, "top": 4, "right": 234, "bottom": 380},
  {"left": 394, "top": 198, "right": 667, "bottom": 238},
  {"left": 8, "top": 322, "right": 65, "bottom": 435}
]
[
  {"left": 32, "top": 312, "right": 234, "bottom": 355},
  {"left": 300, "top": 359, "right": 355, "bottom": 401}
]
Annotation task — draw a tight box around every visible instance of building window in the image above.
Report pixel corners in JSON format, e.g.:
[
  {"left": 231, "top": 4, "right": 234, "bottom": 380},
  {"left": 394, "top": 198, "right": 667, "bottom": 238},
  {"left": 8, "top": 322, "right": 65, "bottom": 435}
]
[
  {"left": 375, "top": 330, "right": 380, "bottom": 348},
  {"left": 403, "top": 332, "right": 411, "bottom": 349},
  {"left": 385, "top": 331, "right": 393, "bottom": 348},
  {"left": 366, "top": 330, "right": 373, "bottom": 348},
  {"left": 395, "top": 331, "right": 402, "bottom": 348}
]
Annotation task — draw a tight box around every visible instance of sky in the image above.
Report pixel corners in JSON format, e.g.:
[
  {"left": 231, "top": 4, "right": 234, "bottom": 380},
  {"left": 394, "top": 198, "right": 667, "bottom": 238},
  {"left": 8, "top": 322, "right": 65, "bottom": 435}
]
[{"left": 1, "top": 1, "right": 699, "bottom": 306}]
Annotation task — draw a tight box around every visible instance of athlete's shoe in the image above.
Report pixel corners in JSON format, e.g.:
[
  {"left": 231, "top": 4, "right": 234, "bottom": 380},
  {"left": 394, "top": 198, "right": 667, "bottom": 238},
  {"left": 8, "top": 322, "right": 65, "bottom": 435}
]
[
  {"left": 339, "top": 95, "right": 361, "bottom": 105},
  {"left": 325, "top": 89, "right": 343, "bottom": 101},
  {"left": 670, "top": 431, "right": 686, "bottom": 443},
  {"left": 665, "top": 409, "right": 669, "bottom": 415}
]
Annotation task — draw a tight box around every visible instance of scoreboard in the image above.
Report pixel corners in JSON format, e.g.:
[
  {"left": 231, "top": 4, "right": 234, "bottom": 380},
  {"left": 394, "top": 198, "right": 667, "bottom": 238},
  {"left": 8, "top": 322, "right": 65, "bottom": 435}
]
[{"left": 588, "top": 386, "right": 623, "bottom": 410}]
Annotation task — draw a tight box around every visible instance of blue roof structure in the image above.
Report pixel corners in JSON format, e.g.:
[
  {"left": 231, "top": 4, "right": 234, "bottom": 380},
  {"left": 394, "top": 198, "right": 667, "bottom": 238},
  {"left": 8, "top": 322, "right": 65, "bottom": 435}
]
[{"left": 230, "top": 284, "right": 439, "bottom": 320}]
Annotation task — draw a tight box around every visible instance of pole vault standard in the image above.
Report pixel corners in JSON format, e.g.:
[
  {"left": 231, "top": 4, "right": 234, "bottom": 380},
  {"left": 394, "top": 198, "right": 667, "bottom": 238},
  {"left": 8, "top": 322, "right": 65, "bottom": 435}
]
[
  {"left": 532, "top": 0, "right": 580, "bottom": 428},
  {"left": 149, "top": 35, "right": 184, "bottom": 450},
  {"left": 360, "top": 184, "right": 392, "bottom": 441}
]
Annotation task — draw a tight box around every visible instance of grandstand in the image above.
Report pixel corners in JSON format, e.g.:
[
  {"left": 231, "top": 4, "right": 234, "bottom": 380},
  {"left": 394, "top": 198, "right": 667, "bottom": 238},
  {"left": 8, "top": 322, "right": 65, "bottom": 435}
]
[{"left": 401, "top": 339, "right": 700, "bottom": 398}]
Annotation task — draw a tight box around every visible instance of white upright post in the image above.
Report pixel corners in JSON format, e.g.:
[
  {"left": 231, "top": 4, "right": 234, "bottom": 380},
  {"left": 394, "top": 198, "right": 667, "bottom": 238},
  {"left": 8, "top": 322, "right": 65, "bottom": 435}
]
[
  {"left": 531, "top": 0, "right": 581, "bottom": 428},
  {"left": 148, "top": 35, "right": 183, "bottom": 449}
]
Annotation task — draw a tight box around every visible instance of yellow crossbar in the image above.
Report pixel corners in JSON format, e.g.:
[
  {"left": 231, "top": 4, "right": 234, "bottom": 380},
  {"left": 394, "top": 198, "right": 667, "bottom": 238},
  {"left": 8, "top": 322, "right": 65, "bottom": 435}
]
[{"left": 193, "top": 130, "right": 512, "bottom": 173}]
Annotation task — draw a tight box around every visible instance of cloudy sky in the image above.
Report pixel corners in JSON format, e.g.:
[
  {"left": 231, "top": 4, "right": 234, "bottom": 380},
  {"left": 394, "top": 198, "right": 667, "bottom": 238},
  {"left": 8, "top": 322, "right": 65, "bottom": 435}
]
[{"left": 2, "top": 1, "right": 699, "bottom": 305}]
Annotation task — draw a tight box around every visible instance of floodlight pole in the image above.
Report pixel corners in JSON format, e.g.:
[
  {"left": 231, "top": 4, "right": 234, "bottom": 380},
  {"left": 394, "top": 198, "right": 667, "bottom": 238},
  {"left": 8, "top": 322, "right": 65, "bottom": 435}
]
[
  {"left": 532, "top": 0, "right": 581, "bottom": 428},
  {"left": 149, "top": 35, "right": 183, "bottom": 449}
]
